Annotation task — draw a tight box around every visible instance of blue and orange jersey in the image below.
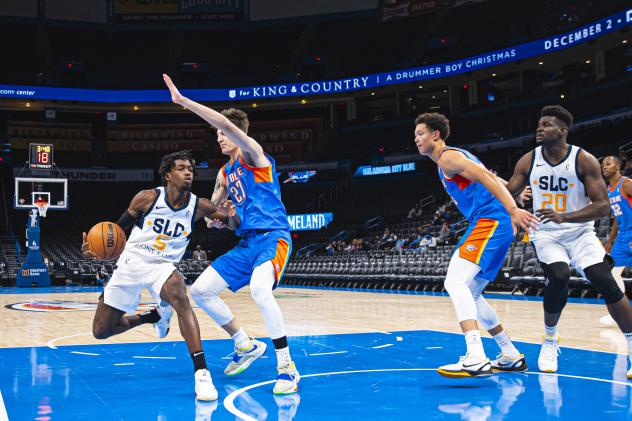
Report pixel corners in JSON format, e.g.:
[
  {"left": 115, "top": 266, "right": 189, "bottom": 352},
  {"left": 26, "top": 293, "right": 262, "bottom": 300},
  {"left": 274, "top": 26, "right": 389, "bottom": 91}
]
[
  {"left": 609, "top": 176, "right": 632, "bottom": 232},
  {"left": 437, "top": 147, "right": 508, "bottom": 221},
  {"left": 222, "top": 153, "right": 290, "bottom": 236}
]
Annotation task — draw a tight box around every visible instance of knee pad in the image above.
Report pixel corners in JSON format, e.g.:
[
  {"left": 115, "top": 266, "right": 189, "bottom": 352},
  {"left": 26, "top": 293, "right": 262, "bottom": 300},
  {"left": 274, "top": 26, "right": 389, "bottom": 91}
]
[
  {"left": 475, "top": 296, "right": 500, "bottom": 331},
  {"left": 542, "top": 262, "right": 570, "bottom": 314},
  {"left": 583, "top": 262, "right": 625, "bottom": 304}
]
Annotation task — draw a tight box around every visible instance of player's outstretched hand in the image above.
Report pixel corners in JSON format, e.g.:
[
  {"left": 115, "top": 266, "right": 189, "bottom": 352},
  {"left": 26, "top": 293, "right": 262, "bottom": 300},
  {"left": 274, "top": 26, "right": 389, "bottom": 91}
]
[
  {"left": 535, "top": 208, "right": 564, "bottom": 224},
  {"left": 81, "top": 232, "right": 97, "bottom": 259},
  {"left": 163, "top": 74, "right": 185, "bottom": 105},
  {"left": 205, "top": 216, "right": 226, "bottom": 229},
  {"left": 518, "top": 185, "right": 532, "bottom": 204},
  {"left": 510, "top": 208, "right": 540, "bottom": 232}
]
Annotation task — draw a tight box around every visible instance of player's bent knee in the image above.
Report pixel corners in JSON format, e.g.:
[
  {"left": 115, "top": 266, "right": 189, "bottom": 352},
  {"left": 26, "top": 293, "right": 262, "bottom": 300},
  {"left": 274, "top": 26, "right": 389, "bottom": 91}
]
[
  {"left": 250, "top": 282, "right": 273, "bottom": 307},
  {"left": 584, "top": 262, "right": 625, "bottom": 304}
]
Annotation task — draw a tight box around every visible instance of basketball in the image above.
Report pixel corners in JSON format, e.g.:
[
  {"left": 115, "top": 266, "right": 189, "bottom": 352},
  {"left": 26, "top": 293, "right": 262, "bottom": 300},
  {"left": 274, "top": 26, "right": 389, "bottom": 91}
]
[{"left": 87, "top": 222, "right": 126, "bottom": 260}]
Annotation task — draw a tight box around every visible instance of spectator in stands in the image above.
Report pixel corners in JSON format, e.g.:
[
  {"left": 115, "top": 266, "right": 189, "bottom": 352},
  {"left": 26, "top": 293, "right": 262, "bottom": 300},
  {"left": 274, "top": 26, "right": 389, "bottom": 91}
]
[
  {"left": 379, "top": 231, "right": 396, "bottom": 250},
  {"left": 438, "top": 222, "right": 452, "bottom": 244},
  {"left": 395, "top": 236, "right": 407, "bottom": 254},
  {"left": 325, "top": 241, "right": 336, "bottom": 255},
  {"left": 620, "top": 149, "right": 632, "bottom": 177},
  {"left": 43, "top": 257, "right": 54, "bottom": 275},
  {"left": 407, "top": 204, "right": 423, "bottom": 220},
  {"left": 192, "top": 245, "right": 208, "bottom": 261},
  {"left": 94, "top": 265, "right": 109, "bottom": 287}
]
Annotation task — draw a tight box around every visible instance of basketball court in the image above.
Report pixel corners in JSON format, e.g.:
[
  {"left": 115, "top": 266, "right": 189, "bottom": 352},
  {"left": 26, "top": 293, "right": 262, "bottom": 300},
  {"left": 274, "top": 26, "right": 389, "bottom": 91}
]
[{"left": 1, "top": 286, "right": 631, "bottom": 420}]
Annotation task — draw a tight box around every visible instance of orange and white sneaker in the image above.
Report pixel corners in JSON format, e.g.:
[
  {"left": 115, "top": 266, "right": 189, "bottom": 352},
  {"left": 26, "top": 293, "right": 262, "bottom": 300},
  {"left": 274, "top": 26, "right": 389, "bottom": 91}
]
[
  {"left": 538, "top": 336, "right": 560, "bottom": 373},
  {"left": 273, "top": 361, "right": 300, "bottom": 395},
  {"left": 195, "top": 369, "right": 218, "bottom": 401}
]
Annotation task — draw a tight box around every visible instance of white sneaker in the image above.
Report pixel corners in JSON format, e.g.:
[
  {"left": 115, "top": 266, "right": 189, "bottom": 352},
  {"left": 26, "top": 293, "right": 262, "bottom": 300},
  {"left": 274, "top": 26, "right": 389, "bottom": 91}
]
[
  {"left": 195, "top": 369, "right": 218, "bottom": 401},
  {"left": 490, "top": 353, "right": 528, "bottom": 372},
  {"left": 273, "top": 361, "right": 300, "bottom": 395},
  {"left": 153, "top": 303, "right": 173, "bottom": 338},
  {"left": 538, "top": 336, "right": 560, "bottom": 373},
  {"left": 224, "top": 339, "right": 267, "bottom": 376},
  {"left": 599, "top": 314, "right": 617, "bottom": 327},
  {"left": 437, "top": 353, "right": 493, "bottom": 378}
]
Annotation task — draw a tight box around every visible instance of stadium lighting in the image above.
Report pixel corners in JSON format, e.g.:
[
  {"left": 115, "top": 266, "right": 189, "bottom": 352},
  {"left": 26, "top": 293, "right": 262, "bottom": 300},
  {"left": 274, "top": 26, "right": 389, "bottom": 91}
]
[
  {"left": 26, "top": 102, "right": 31, "bottom": 108},
  {"left": 538, "top": 61, "right": 544, "bottom": 65},
  {"left": 133, "top": 105, "right": 139, "bottom": 111}
]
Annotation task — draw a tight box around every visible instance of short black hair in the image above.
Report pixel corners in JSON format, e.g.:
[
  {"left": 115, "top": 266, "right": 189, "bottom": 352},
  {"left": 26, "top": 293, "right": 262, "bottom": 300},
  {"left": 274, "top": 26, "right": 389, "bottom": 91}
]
[
  {"left": 541, "top": 105, "right": 573, "bottom": 129},
  {"left": 415, "top": 112, "right": 450, "bottom": 139},
  {"left": 220, "top": 108, "right": 249, "bottom": 133},
  {"left": 158, "top": 150, "right": 196, "bottom": 186},
  {"left": 604, "top": 155, "right": 622, "bottom": 167}
]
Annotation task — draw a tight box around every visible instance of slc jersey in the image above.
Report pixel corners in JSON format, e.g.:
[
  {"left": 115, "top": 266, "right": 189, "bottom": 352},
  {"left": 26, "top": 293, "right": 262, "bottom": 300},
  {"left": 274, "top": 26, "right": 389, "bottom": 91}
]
[
  {"left": 528, "top": 145, "right": 592, "bottom": 231},
  {"left": 437, "top": 147, "right": 507, "bottom": 221},
  {"left": 222, "top": 154, "right": 290, "bottom": 236},
  {"left": 609, "top": 176, "right": 632, "bottom": 232},
  {"left": 119, "top": 187, "right": 198, "bottom": 264}
]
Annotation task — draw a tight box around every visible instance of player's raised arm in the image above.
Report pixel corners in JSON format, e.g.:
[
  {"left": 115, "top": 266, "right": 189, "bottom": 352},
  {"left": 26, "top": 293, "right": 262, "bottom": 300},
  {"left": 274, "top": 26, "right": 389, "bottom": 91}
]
[
  {"left": 536, "top": 150, "right": 610, "bottom": 224},
  {"left": 196, "top": 198, "right": 240, "bottom": 231},
  {"left": 438, "top": 150, "right": 539, "bottom": 232},
  {"left": 81, "top": 189, "right": 156, "bottom": 259},
  {"left": 163, "top": 74, "right": 267, "bottom": 166}
]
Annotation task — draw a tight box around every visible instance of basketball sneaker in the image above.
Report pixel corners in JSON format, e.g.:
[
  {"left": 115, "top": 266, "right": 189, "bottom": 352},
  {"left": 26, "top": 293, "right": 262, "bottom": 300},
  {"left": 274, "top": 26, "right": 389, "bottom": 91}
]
[
  {"left": 154, "top": 303, "right": 173, "bottom": 339},
  {"left": 437, "top": 353, "right": 492, "bottom": 378},
  {"left": 273, "top": 361, "right": 300, "bottom": 395},
  {"left": 194, "top": 369, "right": 218, "bottom": 401},
  {"left": 490, "top": 353, "right": 528, "bottom": 372},
  {"left": 538, "top": 336, "right": 560, "bottom": 373},
  {"left": 224, "top": 339, "right": 267, "bottom": 376}
]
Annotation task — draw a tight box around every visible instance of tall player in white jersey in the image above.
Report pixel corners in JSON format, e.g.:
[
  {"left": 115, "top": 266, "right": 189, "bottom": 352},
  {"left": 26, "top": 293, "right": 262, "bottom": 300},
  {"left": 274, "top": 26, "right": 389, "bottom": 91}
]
[
  {"left": 505, "top": 106, "right": 632, "bottom": 376},
  {"left": 81, "top": 150, "right": 238, "bottom": 401}
]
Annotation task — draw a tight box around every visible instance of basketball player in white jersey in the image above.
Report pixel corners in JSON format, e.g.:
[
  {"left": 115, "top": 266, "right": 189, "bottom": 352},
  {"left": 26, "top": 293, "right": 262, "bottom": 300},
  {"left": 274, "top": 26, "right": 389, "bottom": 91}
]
[
  {"left": 81, "top": 150, "right": 238, "bottom": 401},
  {"left": 505, "top": 106, "right": 632, "bottom": 376}
]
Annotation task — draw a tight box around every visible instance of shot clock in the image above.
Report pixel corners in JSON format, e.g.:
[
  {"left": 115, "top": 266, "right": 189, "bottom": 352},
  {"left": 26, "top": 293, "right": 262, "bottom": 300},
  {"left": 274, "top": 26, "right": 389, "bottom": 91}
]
[{"left": 29, "top": 143, "right": 54, "bottom": 170}]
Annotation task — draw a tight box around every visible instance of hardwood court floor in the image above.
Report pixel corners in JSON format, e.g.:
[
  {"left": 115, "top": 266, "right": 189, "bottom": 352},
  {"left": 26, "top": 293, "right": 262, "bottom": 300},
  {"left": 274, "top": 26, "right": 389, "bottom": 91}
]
[{"left": 0, "top": 286, "right": 626, "bottom": 355}]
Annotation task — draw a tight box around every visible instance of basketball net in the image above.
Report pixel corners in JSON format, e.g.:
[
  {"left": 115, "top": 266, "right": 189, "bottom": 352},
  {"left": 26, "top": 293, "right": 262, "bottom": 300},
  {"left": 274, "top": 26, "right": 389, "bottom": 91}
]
[{"left": 36, "top": 201, "right": 49, "bottom": 218}]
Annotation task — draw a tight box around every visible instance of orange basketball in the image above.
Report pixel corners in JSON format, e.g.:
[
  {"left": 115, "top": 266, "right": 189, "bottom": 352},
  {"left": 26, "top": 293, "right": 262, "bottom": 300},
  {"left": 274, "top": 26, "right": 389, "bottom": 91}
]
[{"left": 87, "top": 222, "right": 126, "bottom": 260}]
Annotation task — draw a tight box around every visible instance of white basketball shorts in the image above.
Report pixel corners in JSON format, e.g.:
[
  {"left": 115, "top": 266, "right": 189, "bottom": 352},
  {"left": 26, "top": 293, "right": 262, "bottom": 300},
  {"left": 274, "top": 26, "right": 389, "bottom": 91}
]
[
  {"left": 103, "top": 258, "right": 177, "bottom": 313},
  {"left": 531, "top": 226, "right": 605, "bottom": 270}
]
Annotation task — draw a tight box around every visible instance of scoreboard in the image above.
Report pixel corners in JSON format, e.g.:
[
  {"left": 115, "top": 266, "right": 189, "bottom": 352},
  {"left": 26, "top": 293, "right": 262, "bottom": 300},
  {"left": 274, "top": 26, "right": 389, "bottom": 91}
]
[{"left": 29, "top": 143, "right": 54, "bottom": 170}]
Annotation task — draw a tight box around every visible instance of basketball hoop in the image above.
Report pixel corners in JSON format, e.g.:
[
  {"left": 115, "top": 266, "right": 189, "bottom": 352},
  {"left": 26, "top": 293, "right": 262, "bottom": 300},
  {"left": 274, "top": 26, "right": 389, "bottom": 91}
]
[{"left": 36, "top": 201, "right": 49, "bottom": 218}]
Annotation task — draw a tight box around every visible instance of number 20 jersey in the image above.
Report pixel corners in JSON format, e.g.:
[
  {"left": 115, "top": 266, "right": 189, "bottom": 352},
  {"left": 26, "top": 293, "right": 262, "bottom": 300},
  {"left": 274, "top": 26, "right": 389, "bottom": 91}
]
[
  {"left": 528, "top": 145, "right": 592, "bottom": 231},
  {"left": 119, "top": 186, "right": 198, "bottom": 264},
  {"left": 222, "top": 154, "right": 290, "bottom": 237}
]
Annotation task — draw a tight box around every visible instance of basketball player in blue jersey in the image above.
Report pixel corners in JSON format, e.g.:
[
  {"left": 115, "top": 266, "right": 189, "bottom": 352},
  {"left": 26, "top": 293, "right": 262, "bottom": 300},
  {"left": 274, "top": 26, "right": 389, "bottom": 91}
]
[
  {"left": 505, "top": 106, "right": 632, "bottom": 377},
  {"left": 601, "top": 156, "right": 632, "bottom": 325},
  {"left": 163, "top": 75, "right": 299, "bottom": 395},
  {"left": 414, "top": 113, "right": 539, "bottom": 377},
  {"left": 81, "top": 150, "right": 238, "bottom": 401}
]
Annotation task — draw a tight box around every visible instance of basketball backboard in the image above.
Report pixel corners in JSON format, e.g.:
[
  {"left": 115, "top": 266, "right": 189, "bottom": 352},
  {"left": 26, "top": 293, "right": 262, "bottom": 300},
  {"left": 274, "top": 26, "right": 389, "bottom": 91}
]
[{"left": 14, "top": 177, "right": 69, "bottom": 211}]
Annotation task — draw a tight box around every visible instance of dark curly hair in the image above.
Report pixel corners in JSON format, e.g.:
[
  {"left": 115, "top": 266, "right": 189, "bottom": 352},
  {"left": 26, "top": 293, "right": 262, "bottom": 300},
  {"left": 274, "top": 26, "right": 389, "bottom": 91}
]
[
  {"left": 415, "top": 112, "right": 450, "bottom": 140},
  {"left": 158, "top": 150, "right": 196, "bottom": 186},
  {"left": 541, "top": 105, "right": 573, "bottom": 129}
]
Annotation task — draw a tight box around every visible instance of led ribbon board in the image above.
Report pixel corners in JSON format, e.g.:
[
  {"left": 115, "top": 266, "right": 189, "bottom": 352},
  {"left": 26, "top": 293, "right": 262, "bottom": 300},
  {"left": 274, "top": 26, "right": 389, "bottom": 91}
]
[
  {"left": 354, "top": 162, "right": 416, "bottom": 177},
  {"left": 0, "top": 9, "right": 630, "bottom": 103},
  {"left": 287, "top": 213, "right": 333, "bottom": 231}
]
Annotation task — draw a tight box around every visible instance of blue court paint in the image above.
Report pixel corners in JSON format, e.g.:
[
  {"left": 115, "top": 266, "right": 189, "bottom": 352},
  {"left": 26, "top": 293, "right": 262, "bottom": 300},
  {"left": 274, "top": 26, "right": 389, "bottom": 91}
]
[
  {"left": 1, "top": 330, "right": 631, "bottom": 420},
  {"left": 1, "top": 284, "right": 619, "bottom": 307}
]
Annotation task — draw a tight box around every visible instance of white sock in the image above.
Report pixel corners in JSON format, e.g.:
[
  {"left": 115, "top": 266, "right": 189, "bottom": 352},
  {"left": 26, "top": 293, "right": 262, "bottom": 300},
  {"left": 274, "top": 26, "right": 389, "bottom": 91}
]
[
  {"left": 275, "top": 347, "right": 292, "bottom": 368},
  {"left": 493, "top": 331, "right": 520, "bottom": 358},
  {"left": 232, "top": 328, "right": 251, "bottom": 350},
  {"left": 544, "top": 325, "right": 558, "bottom": 340},
  {"left": 624, "top": 333, "right": 632, "bottom": 362},
  {"left": 464, "top": 330, "right": 485, "bottom": 359}
]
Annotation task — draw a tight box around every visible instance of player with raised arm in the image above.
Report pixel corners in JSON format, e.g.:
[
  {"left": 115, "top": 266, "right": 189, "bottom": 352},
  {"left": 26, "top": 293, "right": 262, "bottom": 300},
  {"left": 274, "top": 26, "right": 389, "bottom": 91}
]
[
  {"left": 82, "top": 150, "right": 238, "bottom": 400},
  {"left": 414, "top": 113, "right": 539, "bottom": 378},
  {"left": 504, "top": 106, "right": 632, "bottom": 376},
  {"left": 163, "top": 75, "right": 299, "bottom": 394}
]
